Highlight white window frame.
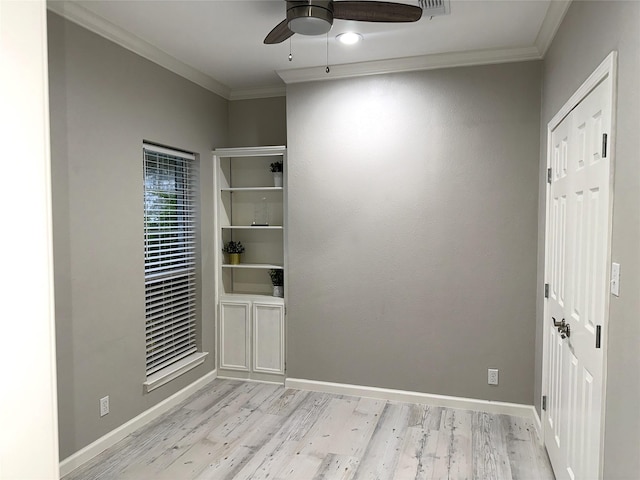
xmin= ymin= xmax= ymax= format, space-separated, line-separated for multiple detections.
xmin=142 ymin=143 xmax=206 ymax=392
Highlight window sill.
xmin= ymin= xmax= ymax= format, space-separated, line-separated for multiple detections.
xmin=144 ymin=352 xmax=208 ymax=393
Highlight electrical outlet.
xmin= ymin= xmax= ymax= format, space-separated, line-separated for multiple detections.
xmin=488 ymin=368 xmax=499 ymax=386
xmin=100 ymin=396 xmax=109 ymax=417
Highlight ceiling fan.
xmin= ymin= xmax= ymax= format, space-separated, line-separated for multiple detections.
xmin=264 ymin=0 xmax=423 ymax=44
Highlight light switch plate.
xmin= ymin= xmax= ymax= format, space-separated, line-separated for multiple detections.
xmin=611 ymin=262 xmax=620 ymax=296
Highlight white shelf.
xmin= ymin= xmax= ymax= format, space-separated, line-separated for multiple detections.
xmin=220 ymin=292 xmax=285 ymax=304
xmin=213 ymin=146 xmax=286 ymax=158
xmin=222 ymin=263 xmax=283 ymax=270
xmin=221 ymin=187 xmax=283 ymax=192
xmin=221 ymin=225 xmax=283 ymax=230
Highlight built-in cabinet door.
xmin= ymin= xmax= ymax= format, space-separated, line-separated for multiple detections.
xmin=253 ymin=303 xmax=284 ymax=374
xmin=220 ymin=300 xmax=251 ymax=371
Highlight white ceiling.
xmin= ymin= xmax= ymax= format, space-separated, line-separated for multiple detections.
xmin=47 ymin=0 xmax=570 ymax=99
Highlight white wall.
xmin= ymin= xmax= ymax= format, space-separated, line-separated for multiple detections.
xmin=0 ymin=1 xmax=59 ymax=478
xmin=229 ymin=97 xmax=287 ymax=147
xmin=48 ymin=13 xmax=227 ymax=459
xmin=286 ymin=62 xmax=542 ymax=404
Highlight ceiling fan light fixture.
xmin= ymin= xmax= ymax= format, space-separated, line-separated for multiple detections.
xmin=287 ymin=4 xmax=333 ymax=35
xmin=336 ymin=32 xmax=363 ymax=45
xmin=265 ymin=0 xmax=423 ymax=45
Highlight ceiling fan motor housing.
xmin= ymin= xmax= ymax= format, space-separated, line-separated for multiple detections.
xmin=287 ymin=1 xmax=334 ymax=35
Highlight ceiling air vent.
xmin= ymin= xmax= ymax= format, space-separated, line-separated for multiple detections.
xmin=419 ymin=0 xmax=451 ymax=17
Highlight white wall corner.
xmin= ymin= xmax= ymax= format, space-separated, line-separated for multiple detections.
xmin=46 ymin=1 xmax=231 ymax=100
xmin=59 ymin=369 xmax=217 ymax=478
xmin=1 ymin=1 xmax=60 ymax=478
xmin=277 ymin=46 xmax=541 ymax=85
xmin=285 ymin=378 xmax=537 ymax=420
xmin=535 ymin=0 xmax=573 ymax=57
xmin=230 ymin=85 xmax=287 ymax=101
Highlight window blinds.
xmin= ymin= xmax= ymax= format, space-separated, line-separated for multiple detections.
xmin=143 ymin=145 xmax=198 ymax=376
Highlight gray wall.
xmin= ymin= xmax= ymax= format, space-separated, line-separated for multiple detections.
xmin=48 ymin=13 xmax=227 ymax=459
xmin=286 ymin=62 xmax=542 ymax=404
xmin=535 ymin=1 xmax=640 ymax=477
xmin=228 ymin=97 xmax=287 ymax=147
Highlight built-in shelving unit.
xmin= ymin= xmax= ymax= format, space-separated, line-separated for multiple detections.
xmin=213 ymin=146 xmax=286 ymax=383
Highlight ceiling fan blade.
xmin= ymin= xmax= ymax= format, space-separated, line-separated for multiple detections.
xmin=333 ymin=1 xmax=422 ymax=22
xmin=264 ymin=18 xmax=295 ymax=44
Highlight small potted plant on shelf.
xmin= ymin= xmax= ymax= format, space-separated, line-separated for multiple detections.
xmin=270 ymin=161 xmax=283 ymax=187
xmin=222 ymin=240 xmax=245 ymax=265
xmin=269 ymin=269 xmax=284 ymax=298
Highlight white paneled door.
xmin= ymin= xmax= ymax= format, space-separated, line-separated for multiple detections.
xmin=543 ymin=57 xmax=614 ymax=480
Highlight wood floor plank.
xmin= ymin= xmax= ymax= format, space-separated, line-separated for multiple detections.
xmin=182 ymin=379 xmax=243 ymax=412
xmin=265 ymin=387 xmax=310 ymax=416
xmin=393 ymin=425 xmax=432 ymax=479
xmin=295 ymin=396 xmax=379 ymax=458
xmin=392 ymin=403 xmax=446 ymax=479
xmin=63 ymin=380 xmax=555 ymax=480
xmin=142 ymin=438 xmax=219 ymax=480
xmin=274 ymin=396 xmax=381 ymax=479
xmin=206 ymin=392 xmax=332 ymax=480
xmin=243 ymin=383 xmax=283 ymax=413
xmin=354 ymin=397 xmax=387 ymax=417
xmin=471 ymin=411 xmax=513 ymax=480
xmin=195 ymin=413 xmax=284 ymax=479
xmin=193 ymin=388 xmax=309 ymax=479
xmin=274 ymin=452 xmax=325 ymax=480
xmin=430 ymin=408 xmax=474 ymax=479
xmin=312 ymin=454 xmax=360 ymax=480
xmin=352 ymin=402 xmax=412 ymax=480
xmin=118 ymin=381 xmax=263 ymax=477
xmin=503 ymin=415 xmax=555 ymax=480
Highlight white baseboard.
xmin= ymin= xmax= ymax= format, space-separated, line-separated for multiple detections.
xmin=286 ymin=378 xmax=537 ymax=420
xmin=59 ymin=369 xmax=217 ymax=477
xmin=216 ymin=375 xmax=283 ymax=385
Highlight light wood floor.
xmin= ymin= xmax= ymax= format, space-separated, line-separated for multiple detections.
xmin=65 ymin=379 xmax=555 ymax=480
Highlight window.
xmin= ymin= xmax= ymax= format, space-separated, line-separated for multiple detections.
xmin=143 ymin=144 xmax=205 ymax=390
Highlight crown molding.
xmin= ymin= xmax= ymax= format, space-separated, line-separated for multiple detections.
xmin=277 ymin=45 xmax=542 ymax=85
xmin=535 ymin=0 xmax=572 ymax=56
xmin=230 ymin=85 xmax=286 ymax=101
xmin=47 ymin=0 xmax=571 ymax=98
xmin=46 ymin=1 xmax=231 ymax=100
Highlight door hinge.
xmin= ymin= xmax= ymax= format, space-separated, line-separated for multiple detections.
xmin=544 ymin=283 xmax=549 ymax=298
xmin=547 ymin=168 xmax=552 ymax=184
xmin=542 ymin=395 xmax=547 ymax=411
xmin=602 ymin=133 xmax=608 ymax=158
xmin=596 ymin=325 xmax=602 ymax=348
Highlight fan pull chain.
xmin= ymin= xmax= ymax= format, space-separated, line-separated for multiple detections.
xmin=325 ymin=33 xmax=330 ymax=73
xmin=288 ymin=38 xmax=293 ymax=61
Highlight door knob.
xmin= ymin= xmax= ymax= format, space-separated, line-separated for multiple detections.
xmin=552 ymin=317 xmax=570 ymax=338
